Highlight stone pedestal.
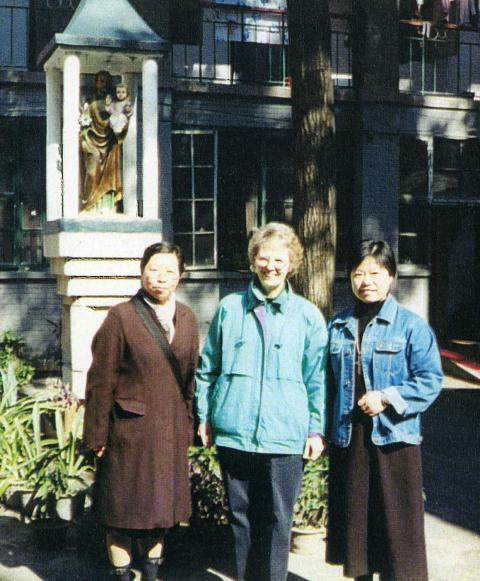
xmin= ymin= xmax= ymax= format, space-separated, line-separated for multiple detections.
xmin=44 ymin=218 xmax=162 ymax=398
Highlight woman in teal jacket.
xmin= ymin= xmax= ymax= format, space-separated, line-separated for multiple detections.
xmin=196 ymin=222 xmax=328 ymax=581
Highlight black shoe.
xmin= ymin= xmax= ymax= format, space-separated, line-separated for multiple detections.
xmin=109 ymin=566 xmax=133 ymax=581
xmin=140 ymin=556 xmax=164 ymax=581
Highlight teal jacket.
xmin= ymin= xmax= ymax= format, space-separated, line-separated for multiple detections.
xmin=195 ymin=281 xmax=328 ymax=454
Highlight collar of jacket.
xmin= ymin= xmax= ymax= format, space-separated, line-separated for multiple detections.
xmin=133 ymin=289 xmax=186 ymax=322
xmin=246 ymin=278 xmax=291 ymax=312
xmin=333 ymin=294 xmax=399 ymax=335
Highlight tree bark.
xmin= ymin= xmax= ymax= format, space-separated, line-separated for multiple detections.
xmin=287 ymin=0 xmax=336 ymax=318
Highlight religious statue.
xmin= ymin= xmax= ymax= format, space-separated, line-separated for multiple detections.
xmin=105 ymin=83 xmax=133 ymax=136
xmin=79 ymin=71 xmax=132 ymax=214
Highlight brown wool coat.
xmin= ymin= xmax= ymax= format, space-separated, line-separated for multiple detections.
xmin=83 ymin=297 xmax=199 ymax=530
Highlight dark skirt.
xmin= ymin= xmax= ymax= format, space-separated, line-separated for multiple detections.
xmin=326 ymin=422 xmax=428 ymax=581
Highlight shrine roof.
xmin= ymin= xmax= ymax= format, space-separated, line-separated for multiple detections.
xmin=39 ymin=0 xmax=169 ymax=65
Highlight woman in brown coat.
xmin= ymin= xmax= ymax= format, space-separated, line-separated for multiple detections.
xmin=83 ymin=242 xmax=199 ymax=581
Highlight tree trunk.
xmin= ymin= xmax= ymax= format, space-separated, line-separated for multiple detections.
xmin=287 ymin=0 xmax=336 ymax=319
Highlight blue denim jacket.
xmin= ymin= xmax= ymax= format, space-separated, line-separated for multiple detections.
xmin=328 ymin=295 xmax=443 ymax=447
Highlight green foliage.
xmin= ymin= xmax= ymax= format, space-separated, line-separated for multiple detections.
xmin=0 ymin=390 xmax=55 ymax=498
xmin=188 ymin=446 xmax=229 ymax=525
xmin=188 ymin=447 xmax=329 ymax=532
xmin=33 ymin=404 xmax=94 ymax=511
xmin=292 ymin=456 xmax=329 ymax=530
xmin=0 ymin=377 xmax=94 ymax=518
xmin=0 ymin=331 xmax=35 ymax=390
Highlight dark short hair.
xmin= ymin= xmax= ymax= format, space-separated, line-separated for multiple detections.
xmin=140 ymin=242 xmax=185 ymax=273
xmin=347 ymin=240 xmax=397 ymax=277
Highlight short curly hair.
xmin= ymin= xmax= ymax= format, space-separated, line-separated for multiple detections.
xmin=248 ymin=222 xmax=304 ymax=276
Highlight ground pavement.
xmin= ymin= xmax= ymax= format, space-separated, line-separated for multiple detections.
xmin=0 ymin=380 xmax=478 ymax=581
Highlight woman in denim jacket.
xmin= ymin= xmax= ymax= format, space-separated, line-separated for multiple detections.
xmin=326 ymin=240 xmax=443 ymax=581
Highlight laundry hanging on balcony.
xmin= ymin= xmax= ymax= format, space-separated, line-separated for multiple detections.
xmin=208 ymin=0 xmax=288 ymax=44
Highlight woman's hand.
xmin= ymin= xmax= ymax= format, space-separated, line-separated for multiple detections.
xmin=92 ymin=446 xmax=106 ymax=458
xmin=197 ymin=422 xmax=213 ymax=448
xmin=358 ymin=391 xmax=387 ymax=417
xmin=303 ymin=436 xmax=327 ymax=461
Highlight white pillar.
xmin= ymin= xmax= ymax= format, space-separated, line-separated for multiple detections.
xmin=142 ymin=58 xmax=159 ymax=219
xmin=46 ymin=67 xmax=63 ymax=221
xmin=62 ymin=53 xmax=80 ymax=218
xmin=123 ymin=73 xmax=138 ymax=217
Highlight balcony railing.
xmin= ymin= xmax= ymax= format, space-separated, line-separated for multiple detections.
xmin=400 ymin=25 xmax=480 ymax=96
xmin=172 ymin=9 xmax=352 ymax=89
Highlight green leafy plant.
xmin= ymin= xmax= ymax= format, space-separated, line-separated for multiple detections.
xmin=0 ymin=389 xmax=54 ymax=499
xmin=0 ymin=331 xmax=35 ymax=390
xmin=32 ymin=390 xmax=94 ymax=516
xmin=188 ymin=446 xmax=229 ymax=526
xmin=292 ymin=456 xmax=329 ymax=530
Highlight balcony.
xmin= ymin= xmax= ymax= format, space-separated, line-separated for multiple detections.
xmin=400 ymin=23 xmax=480 ymax=96
xmin=172 ymin=5 xmax=352 ymax=89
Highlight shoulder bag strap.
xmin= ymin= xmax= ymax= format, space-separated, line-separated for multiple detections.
xmin=132 ymin=295 xmax=185 ymax=400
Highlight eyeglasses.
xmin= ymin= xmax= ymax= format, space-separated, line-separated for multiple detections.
xmin=255 ymin=257 xmax=289 ymax=271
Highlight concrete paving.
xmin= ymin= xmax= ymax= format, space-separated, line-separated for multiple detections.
xmin=1 ymin=382 xmax=478 ymax=581
xmin=0 ymin=510 xmax=479 ymax=581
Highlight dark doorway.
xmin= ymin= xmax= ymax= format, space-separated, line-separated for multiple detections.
xmin=430 ymin=206 xmax=480 ymax=342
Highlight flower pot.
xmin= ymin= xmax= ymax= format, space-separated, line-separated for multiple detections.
xmin=30 ymin=519 xmax=70 ymax=551
xmin=4 ymin=488 xmax=32 ymax=512
xmin=55 ymin=493 xmax=85 ymax=521
xmin=290 ymin=527 xmax=324 ymax=555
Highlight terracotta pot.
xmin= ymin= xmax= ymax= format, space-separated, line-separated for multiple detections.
xmin=55 ymin=493 xmax=85 ymax=521
xmin=290 ymin=527 xmax=324 ymax=555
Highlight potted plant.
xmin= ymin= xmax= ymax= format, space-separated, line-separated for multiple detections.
xmin=33 ymin=397 xmax=94 ymax=522
xmin=290 ymin=456 xmax=329 ymax=555
xmin=0 ymin=369 xmax=53 ymax=516
xmin=188 ymin=446 xmax=230 ymax=551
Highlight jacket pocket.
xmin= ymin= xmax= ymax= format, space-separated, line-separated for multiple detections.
xmin=373 ymin=338 xmax=407 ymax=378
xmin=114 ymin=398 xmax=146 ymax=416
xmin=210 ymin=375 xmax=252 ymax=435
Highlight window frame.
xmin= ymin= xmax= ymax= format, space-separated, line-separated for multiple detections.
xmin=172 ymin=129 xmax=218 ymax=270
xmin=432 ymin=137 xmax=480 ymax=205
xmin=0 ymin=0 xmax=29 ymax=70
xmin=0 ymin=119 xmax=46 ymax=271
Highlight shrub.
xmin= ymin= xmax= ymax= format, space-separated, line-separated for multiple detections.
xmin=188 ymin=446 xmax=229 ymax=525
xmin=0 ymin=331 xmax=35 ymax=390
xmin=292 ymin=456 xmax=329 ymax=530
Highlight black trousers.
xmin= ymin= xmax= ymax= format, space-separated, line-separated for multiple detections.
xmin=217 ymin=446 xmax=303 ymax=581
xmin=327 ymin=422 xmax=428 ymax=581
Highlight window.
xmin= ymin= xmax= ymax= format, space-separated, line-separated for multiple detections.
xmin=433 ymin=138 xmax=480 ymax=201
xmin=172 ymin=2 xmax=289 ymax=85
xmin=335 ymin=133 xmax=355 ymax=267
xmin=216 ymin=129 xmax=294 ymax=271
xmin=172 ymin=131 xmax=217 ymax=268
xmin=0 ymin=119 xmax=46 ymax=269
xmin=399 ymin=137 xmax=430 ymax=265
xmin=0 ymin=0 xmax=28 ymax=69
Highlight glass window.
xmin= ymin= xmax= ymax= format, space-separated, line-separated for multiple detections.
xmin=399 ymin=137 xmax=430 ymax=266
xmin=0 ymin=1 xmax=28 ymax=69
xmin=0 ymin=119 xmax=46 ymax=270
xmin=216 ymin=129 xmax=294 ymax=271
xmin=433 ymin=138 xmax=480 ymax=201
xmin=335 ymin=133 xmax=355 ymax=268
xmin=172 ymin=131 xmax=217 ymax=268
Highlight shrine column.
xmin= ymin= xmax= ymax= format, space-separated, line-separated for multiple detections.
xmin=46 ymin=67 xmax=63 ymax=220
xmin=63 ymin=53 xmax=81 ymax=218
xmin=142 ymin=58 xmax=159 ymax=219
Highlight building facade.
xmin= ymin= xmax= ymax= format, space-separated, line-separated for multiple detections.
xmin=0 ymin=0 xmax=478 ymax=362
